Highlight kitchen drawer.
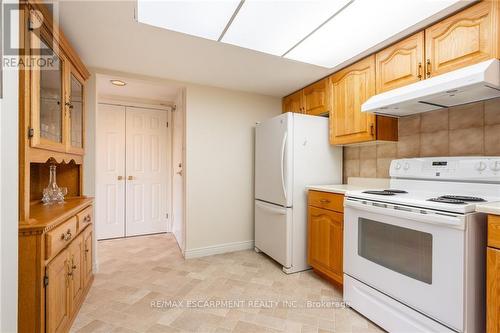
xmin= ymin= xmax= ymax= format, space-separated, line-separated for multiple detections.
xmin=308 ymin=191 xmax=344 ymax=213
xmin=77 ymin=205 xmax=93 ymax=232
xmin=489 ymin=215 xmax=500 ymax=250
xmin=45 ymin=216 xmax=78 ymax=260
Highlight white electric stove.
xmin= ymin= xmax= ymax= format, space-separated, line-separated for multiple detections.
xmin=343 ymin=156 xmax=500 ymax=333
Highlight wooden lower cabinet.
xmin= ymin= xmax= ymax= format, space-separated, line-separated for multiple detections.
xmin=46 ymin=249 xmax=71 ymax=333
xmin=488 ymin=247 xmax=500 ymax=333
xmin=83 ymin=228 xmax=93 ymax=287
xmin=307 ymin=191 xmax=344 ymax=285
xmin=19 ymin=200 xmax=94 ymax=333
xmin=488 ymin=215 xmax=500 ymax=333
xmin=68 ymin=233 xmax=85 ymax=313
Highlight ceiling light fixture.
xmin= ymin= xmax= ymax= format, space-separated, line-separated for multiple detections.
xmin=110 ymin=80 xmax=127 ymax=86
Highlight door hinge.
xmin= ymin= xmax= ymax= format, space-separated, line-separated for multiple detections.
xmin=43 ymin=275 xmax=49 ymax=287
xmin=167 ymin=121 xmax=169 ymax=128
xmin=172 ymin=105 xmax=177 ymax=112
xmin=28 ymin=127 xmax=34 ymax=138
xmin=166 ymin=213 xmax=169 ymax=219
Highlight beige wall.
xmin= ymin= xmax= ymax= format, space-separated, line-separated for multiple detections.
xmin=344 ymin=98 xmax=500 ymax=182
xmin=185 ymin=85 xmax=281 ymax=251
xmin=85 ymin=69 xmax=280 ymax=259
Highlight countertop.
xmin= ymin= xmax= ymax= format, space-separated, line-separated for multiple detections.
xmin=476 ymin=202 xmax=500 ymax=215
xmin=306 ymin=177 xmax=389 ymax=195
xmin=306 ymin=184 xmax=376 ymax=195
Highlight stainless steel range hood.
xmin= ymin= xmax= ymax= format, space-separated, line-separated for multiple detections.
xmin=362 ymin=59 xmax=500 ymax=117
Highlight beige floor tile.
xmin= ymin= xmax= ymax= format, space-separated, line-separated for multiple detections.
xmin=71 ymin=234 xmax=384 ymax=333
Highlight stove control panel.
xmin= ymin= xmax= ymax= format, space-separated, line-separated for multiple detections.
xmin=390 ymin=157 xmax=500 ymax=181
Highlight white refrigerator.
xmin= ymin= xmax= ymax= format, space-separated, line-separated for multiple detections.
xmin=255 ymin=112 xmax=342 ymax=273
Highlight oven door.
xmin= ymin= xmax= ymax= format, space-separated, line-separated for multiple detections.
xmin=344 ymin=198 xmax=465 ymax=332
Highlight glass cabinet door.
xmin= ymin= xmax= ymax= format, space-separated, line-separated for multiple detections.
xmin=37 ymin=38 xmax=65 ymax=147
xmin=69 ymin=72 xmax=84 ymax=152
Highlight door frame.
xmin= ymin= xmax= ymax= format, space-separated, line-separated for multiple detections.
xmin=171 ymin=88 xmax=187 ymax=255
xmin=95 ymin=99 xmax=173 ymax=239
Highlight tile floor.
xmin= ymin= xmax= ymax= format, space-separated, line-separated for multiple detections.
xmin=71 ymin=234 xmax=384 ymax=333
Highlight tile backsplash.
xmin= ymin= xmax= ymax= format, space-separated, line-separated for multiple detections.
xmin=343 ymin=98 xmax=500 ymax=182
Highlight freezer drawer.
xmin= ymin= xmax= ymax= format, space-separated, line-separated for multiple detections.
xmin=255 ymin=200 xmax=292 ymax=268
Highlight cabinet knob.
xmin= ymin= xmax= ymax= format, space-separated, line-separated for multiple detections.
xmin=128 ymin=175 xmax=134 ymax=181
xmin=117 ymin=175 xmax=124 ymax=180
xmin=72 ymin=264 xmax=77 ymax=270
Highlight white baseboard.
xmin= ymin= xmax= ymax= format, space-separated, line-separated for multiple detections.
xmin=184 ymin=240 xmax=255 ymax=259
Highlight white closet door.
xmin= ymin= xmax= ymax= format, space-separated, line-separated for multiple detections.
xmin=125 ymin=107 xmax=169 ymax=236
xmin=96 ymin=104 xmax=126 ymax=239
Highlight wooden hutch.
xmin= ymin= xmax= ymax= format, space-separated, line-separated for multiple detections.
xmin=18 ymin=1 xmax=94 ymax=332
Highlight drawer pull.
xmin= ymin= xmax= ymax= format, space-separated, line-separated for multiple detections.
xmin=319 ymin=199 xmax=331 ymax=204
xmin=85 ymin=249 xmax=89 ymax=253
xmin=84 ymin=214 xmax=91 ymax=223
xmin=60 ymin=229 xmax=72 ymax=241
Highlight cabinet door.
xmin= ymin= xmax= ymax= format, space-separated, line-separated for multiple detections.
xmin=303 ymin=78 xmax=330 ymax=116
xmin=425 ymin=1 xmax=499 ymax=78
xmin=83 ymin=228 xmax=93 ymax=287
xmin=68 ymin=233 xmax=84 ymax=312
xmin=282 ymin=90 xmax=304 ymax=113
xmin=376 ymin=32 xmax=425 ymax=93
xmin=308 ymin=206 xmax=343 ymax=284
xmin=330 ymin=55 xmax=376 ymax=145
xmin=67 ymin=66 xmax=85 ymax=155
xmin=46 ymin=249 xmax=70 ymax=333
xmin=29 ymin=20 xmax=68 ymax=152
xmin=488 ymin=247 xmax=500 ymax=333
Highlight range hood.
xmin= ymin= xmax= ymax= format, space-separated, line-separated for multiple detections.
xmin=362 ymin=59 xmax=500 ymax=117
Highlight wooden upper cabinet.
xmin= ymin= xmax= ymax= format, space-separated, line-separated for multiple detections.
xmin=330 ymin=55 xmax=377 ymax=145
xmin=425 ymin=0 xmax=499 ymax=78
xmin=24 ymin=2 xmax=89 ymax=157
xmin=303 ymin=78 xmax=330 ymax=116
xmin=376 ymin=32 xmax=425 ymax=93
xmin=282 ymin=90 xmax=304 ymax=114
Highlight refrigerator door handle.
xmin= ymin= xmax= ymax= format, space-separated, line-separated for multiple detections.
xmin=255 ymin=200 xmax=287 ymax=215
xmin=280 ymin=131 xmax=288 ymax=203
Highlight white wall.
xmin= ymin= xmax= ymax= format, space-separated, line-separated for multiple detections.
xmin=184 ymin=85 xmax=280 ymax=253
xmin=1 ymin=2 xmax=19 ymax=330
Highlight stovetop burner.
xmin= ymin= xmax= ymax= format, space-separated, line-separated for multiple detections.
xmin=439 ymin=195 xmax=486 ymax=202
xmin=362 ymin=190 xmax=396 ymax=196
xmin=427 ymin=197 xmax=467 ymax=204
xmin=385 ymin=189 xmax=408 ymax=194
xmin=362 ymin=189 xmax=408 ymax=196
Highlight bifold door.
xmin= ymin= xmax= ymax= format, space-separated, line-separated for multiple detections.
xmin=96 ymin=104 xmax=170 ymax=239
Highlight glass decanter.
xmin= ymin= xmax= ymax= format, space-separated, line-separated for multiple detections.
xmin=42 ymin=164 xmax=67 ymax=204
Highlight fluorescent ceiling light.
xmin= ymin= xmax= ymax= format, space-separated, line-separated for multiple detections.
xmin=221 ymin=0 xmax=352 ymax=56
xmin=285 ymin=0 xmax=474 ymax=68
xmin=136 ymin=0 xmax=241 ymax=40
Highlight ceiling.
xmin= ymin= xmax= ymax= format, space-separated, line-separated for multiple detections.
xmin=56 ymin=0 xmax=472 ymax=97
xmin=97 ymin=74 xmax=181 ymax=103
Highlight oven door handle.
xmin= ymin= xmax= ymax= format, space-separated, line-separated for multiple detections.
xmin=344 ymin=198 xmax=465 ymax=229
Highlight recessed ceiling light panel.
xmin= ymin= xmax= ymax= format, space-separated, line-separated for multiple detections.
xmin=110 ymin=79 xmax=127 ymax=86
xmin=221 ymin=0 xmax=352 ymax=56
xmin=136 ymin=0 xmax=241 ymax=40
xmin=285 ymin=0 xmax=473 ymax=68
